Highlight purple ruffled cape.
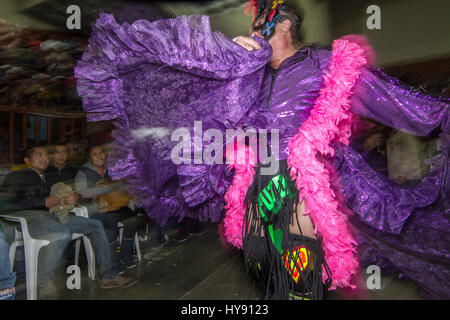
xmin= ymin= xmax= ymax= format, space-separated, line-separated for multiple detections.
xmin=75 ymin=13 xmax=271 ymax=226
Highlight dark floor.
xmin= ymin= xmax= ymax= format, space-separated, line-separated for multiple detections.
xmin=13 ymin=223 xmax=425 ymax=300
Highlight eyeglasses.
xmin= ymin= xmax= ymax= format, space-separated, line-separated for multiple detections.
xmin=30 ymin=153 xmax=49 ymax=160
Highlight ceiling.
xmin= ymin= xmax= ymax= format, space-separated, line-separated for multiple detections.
xmin=19 ymin=0 xmax=249 ymax=35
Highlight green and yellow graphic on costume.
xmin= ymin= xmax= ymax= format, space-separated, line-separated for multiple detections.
xmin=283 ymin=245 xmax=313 ymax=284
xmin=257 ymin=174 xmax=294 ymax=254
xmin=257 ymin=174 xmax=313 ymax=284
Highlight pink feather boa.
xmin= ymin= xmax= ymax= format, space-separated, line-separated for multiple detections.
xmin=223 ymin=36 xmax=372 ymax=289
xmin=223 ymin=142 xmax=257 ymax=249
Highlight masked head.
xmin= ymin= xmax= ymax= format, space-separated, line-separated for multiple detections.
xmin=249 ymin=0 xmax=304 ymax=46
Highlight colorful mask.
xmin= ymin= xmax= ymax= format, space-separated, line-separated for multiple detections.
xmin=249 ymin=0 xmax=287 ymax=40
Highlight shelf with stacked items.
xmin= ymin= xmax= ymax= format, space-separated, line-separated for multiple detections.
xmin=0 ymin=21 xmax=88 ymax=113
xmin=0 ymin=20 xmax=90 ymax=164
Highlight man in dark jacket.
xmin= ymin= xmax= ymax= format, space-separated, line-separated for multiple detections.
xmin=0 ymin=145 xmax=137 ymax=299
xmin=1 ymin=146 xmax=65 ymax=211
xmin=45 ymin=143 xmax=79 ymax=188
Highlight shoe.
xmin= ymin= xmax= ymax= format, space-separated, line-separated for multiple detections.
xmin=37 ymin=280 xmax=59 ymax=300
xmin=100 ymin=275 xmax=138 ymax=289
xmin=0 ymin=288 xmax=15 ymax=300
xmin=119 ymin=258 xmax=137 ymax=269
xmin=188 ymin=224 xmax=208 ymax=236
xmin=172 ymin=228 xmax=190 ymax=243
xmin=150 ymin=233 xmax=169 ymax=250
xmin=119 ymin=239 xmax=137 ymax=269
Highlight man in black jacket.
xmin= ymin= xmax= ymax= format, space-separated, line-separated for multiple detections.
xmin=0 ymin=145 xmax=137 ymax=299
xmin=45 ymin=143 xmax=79 ymax=189
xmin=1 ymin=146 xmax=68 ymax=211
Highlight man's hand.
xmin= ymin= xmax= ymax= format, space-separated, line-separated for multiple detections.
xmin=45 ymin=196 xmax=61 ymax=208
xmin=233 ymin=36 xmax=261 ymax=51
xmin=96 ymin=178 xmax=107 ymax=186
xmin=96 ymin=178 xmax=118 ymax=187
xmin=62 ymin=193 xmax=79 ymax=206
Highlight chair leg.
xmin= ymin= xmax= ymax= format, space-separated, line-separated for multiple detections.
xmin=25 ymin=258 xmax=37 ymax=300
xmin=24 ymin=240 xmax=48 ymax=300
xmin=118 ymin=227 xmax=123 ymax=244
xmin=82 ymin=237 xmax=96 ymax=280
xmin=134 ymin=232 xmax=141 ymax=262
xmin=74 ymin=239 xmax=81 ymax=266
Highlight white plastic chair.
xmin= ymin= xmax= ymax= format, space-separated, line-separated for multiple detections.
xmin=72 ymin=207 xmax=96 ymax=280
xmin=0 ymin=207 xmax=95 ymax=300
xmin=0 ymin=212 xmax=49 ymax=300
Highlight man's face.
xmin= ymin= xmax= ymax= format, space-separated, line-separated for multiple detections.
xmin=51 ymin=145 xmax=68 ymax=167
xmin=251 ymin=15 xmax=266 ymax=39
xmin=25 ymin=147 xmax=49 ymax=173
xmin=251 ymin=15 xmax=286 ymax=48
xmin=89 ymin=146 xmax=106 ymax=168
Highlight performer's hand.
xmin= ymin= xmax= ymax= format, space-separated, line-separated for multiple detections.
xmin=233 ymin=36 xmax=261 ymax=51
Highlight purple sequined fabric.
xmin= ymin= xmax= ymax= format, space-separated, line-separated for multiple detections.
xmin=243 ymin=46 xmax=332 ymax=160
xmin=347 ymin=148 xmax=449 ymax=298
xmin=351 ymin=67 xmax=449 ymax=135
xmin=344 ymin=69 xmax=449 ymax=299
xmin=75 ymin=13 xmax=449 ymax=298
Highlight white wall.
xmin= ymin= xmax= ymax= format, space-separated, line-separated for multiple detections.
xmin=3 ymin=0 xmax=448 ymax=67
xmin=0 ymin=0 xmax=56 ymax=29
xmin=331 ymin=0 xmax=450 ymax=66
xmin=297 ymin=0 xmax=332 ymax=45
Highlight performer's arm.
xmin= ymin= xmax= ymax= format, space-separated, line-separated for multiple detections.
xmin=75 ymin=13 xmax=271 ymax=81
xmin=341 ymin=68 xmax=448 ymax=234
xmin=350 ymin=68 xmax=449 ymax=136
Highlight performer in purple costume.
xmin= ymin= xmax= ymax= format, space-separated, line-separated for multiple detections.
xmin=75 ymin=0 xmax=449 ymax=299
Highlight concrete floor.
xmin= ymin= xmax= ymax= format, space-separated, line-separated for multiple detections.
xmin=13 ymin=223 xmax=424 ymax=300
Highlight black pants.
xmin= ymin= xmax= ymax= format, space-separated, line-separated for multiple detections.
xmin=91 ymin=207 xmax=140 ymax=242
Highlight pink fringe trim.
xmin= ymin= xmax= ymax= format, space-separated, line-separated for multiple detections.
xmin=223 ymin=36 xmax=372 ymax=289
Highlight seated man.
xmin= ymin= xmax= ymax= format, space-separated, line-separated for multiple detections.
xmin=0 ymin=145 xmax=137 ymax=299
xmin=75 ymin=144 xmax=142 ymax=269
xmin=45 ymin=143 xmax=79 ymax=188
